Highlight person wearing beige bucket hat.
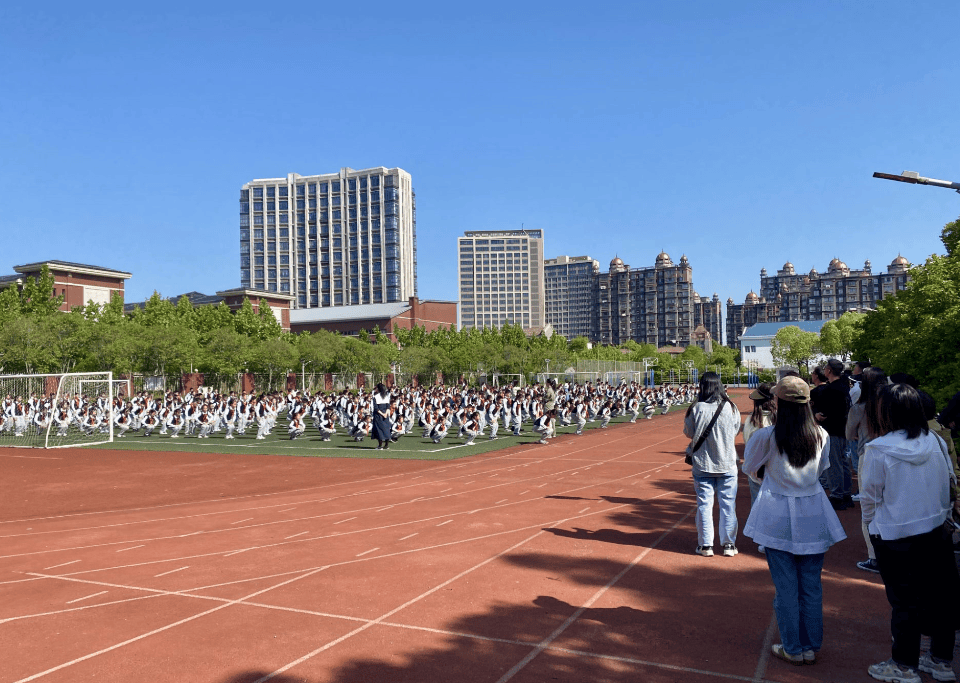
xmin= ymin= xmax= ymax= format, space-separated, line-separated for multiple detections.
xmin=742 ymin=376 xmax=846 ymax=667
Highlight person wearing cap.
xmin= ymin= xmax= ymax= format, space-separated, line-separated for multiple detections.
xmin=743 ymin=376 xmax=846 ymax=667
xmin=743 ymin=383 xmax=777 ymax=511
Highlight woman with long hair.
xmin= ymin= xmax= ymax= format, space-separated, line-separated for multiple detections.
xmin=862 ymin=383 xmax=959 ymax=683
xmin=743 ymin=376 xmax=846 ymax=666
xmin=743 ymin=383 xmax=777 ymax=505
xmin=844 ymin=366 xmax=887 ymax=573
xmin=683 ymin=372 xmax=741 ymax=557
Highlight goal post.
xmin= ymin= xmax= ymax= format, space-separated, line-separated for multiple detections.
xmin=0 ymin=372 xmax=114 ymax=449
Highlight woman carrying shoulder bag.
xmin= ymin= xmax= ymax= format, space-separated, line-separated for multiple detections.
xmin=743 ymin=376 xmax=846 ymax=667
xmin=683 ymin=372 xmax=741 ymax=558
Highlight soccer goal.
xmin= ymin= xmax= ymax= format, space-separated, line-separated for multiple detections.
xmin=0 ymin=372 xmax=114 ymax=449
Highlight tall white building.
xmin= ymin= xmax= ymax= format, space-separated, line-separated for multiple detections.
xmin=457 ymin=229 xmax=545 ymax=331
xmin=240 ymin=167 xmax=417 ymax=309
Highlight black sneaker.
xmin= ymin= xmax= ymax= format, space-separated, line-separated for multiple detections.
xmin=857 ymin=558 xmax=880 ymax=573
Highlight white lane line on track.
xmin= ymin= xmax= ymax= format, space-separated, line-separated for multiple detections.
xmin=615 ymin=489 xmax=624 ymax=494
xmin=752 ymin=614 xmax=778 ymax=682
xmin=494 ymin=499 xmax=508 ymax=505
xmin=332 ymin=517 xmax=356 ymax=525
xmin=230 ymin=518 xmax=253 ymax=525
xmin=355 ymin=548 xmax=379 ymax=557
xmin=179 ymin=531 xmax=202 ymax=537
xmin=116 ymin=545 xmax=145 ymax=553
xmin=494 ymin=507 xmax=695 ymax=683
xmin=9 ymin=565 xmax=332 ymax=683
xmin=578 ymin=507 xmax=590 ymax=514
xmin=9 ymin=491 xmax=687 ymax=629
xmin=1 ymin=434 xmax=689 ymax=578
xmin=463 ymin=481 xmax=475 ymax=484
xmin=224 ymin=548 xmax=254 ymax=557
xmin=398 ymin=533 xmax=418 ymax=541
xmin=535 ymin=483 xmax=548 ymax=488
xmin=644 ymin=475 xmax=650 ymax=479
xmin=439 ymin=488 xmax=452 ymax=493
xmin=277 ymin=508 xmax=297 ymax=513
xmin=284 ymin=532 xmax=309 ymax=540
xmin=65 ymin=591 xmax=107 ymax=604
xmin=154 ymin=566 xmax=189 ymax=577
xmin=436 ymin=520 xmax=452 ymax=527
xmin=43 ymin=560 xmax=80 ymax=570
xmin=250 ymin=526 xmax=553 ymax=683
xmin=518 ymin=490 xmax=529 ymax=495
xmin=0 ymin=454 xmax=62 ymax=460
xmin=376 ymin=506 xmax=393 ymax=512
xmin=409 ymin=497 xmax=423 ymax=503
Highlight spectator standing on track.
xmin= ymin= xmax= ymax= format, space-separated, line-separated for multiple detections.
xmin=845 ymin=366 xmax=887 ymax=574
xmin=862 ymin=383 xmax=959 ymax=683
xmin=684 ymin=372 xmax=742 ymax=558
xmin=812 ymin=358 xmax=853 ymax=510
xmin=742 ymin=376 xmax=846 ymax=667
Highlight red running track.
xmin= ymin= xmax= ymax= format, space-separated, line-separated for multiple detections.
xmin=0 ymin=392 xmax=907 ymax=682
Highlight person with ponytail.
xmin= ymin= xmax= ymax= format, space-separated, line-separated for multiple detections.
xmin=743 ymin=376 xmax=846 ymax=667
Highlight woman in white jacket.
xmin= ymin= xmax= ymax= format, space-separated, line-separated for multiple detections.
xmin=743 ymin=376 xmax=846 ymax=667
xmin=861 ymin=383 xmax=959 ymax=683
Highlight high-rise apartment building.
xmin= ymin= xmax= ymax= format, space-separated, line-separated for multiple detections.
xmin=594 ymin=252 xmax=698 ymax=347
xmin=457 ymin=229 xmax=545 ymax=331
xmin=725 ymin=256 xmax=911 ymax=348
xmin=693 ymin=292 xmax=723 ymax=347
xmin=544 ymin=255 xmax=599 ymax=339
xmin=240 ymin=167 xmax=416 ymax=309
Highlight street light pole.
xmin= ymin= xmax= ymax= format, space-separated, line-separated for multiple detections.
xmin=873 ymin=170 xmax=960 ymax=194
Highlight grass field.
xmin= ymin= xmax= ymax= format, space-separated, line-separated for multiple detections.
xmin=87 ymin=407 xmax=687 ymax=460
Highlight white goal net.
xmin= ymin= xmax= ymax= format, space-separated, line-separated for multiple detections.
xmin=0 ymin=372 xmax=114 ymax=449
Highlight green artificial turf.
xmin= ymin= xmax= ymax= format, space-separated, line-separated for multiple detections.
xmin=87 ymin=407 xmax=687 ymax=460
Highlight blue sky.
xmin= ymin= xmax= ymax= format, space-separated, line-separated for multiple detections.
xmin=2 ymin=1 xmax=958 ymax=313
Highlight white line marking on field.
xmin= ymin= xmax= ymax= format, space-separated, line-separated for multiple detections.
xmin=536 ymin=483 xmax=548 ymax=488
xmin=467 ymin=509 xmax=481 ymax=514
xmin=377 ymin=506 xmax=394 ymax=512
xmin=519 ymin=490 xmax=529 ymax=495
xmin=224 ymin=548 xmax=254 ymax=557
xmin=65 ymin=591 xmax=107 ymax=604
xmin=578 ymin=507 xmax=591 ymax=514
xmin=495 ymin=499 xmax=508 ymax=505
xmin=277 ymin=508 xmax=297 ymax=513
xmin=630 ymin=480 xmax=639 ymax=485
xmin=409 ymin=497 xmax=423 ymax=503
xmin=356 ymin=548 xmax=379 ymax=557
xmin=116 ymin=545 xmax=145 ymax=553
xmin=284 ymin=532 xmax=309 ymax=540
xmin=0 ymin=454 xmax=62 ymax=460
xmin=154 ymin=566 xmax=189 ymax=578
xmin=464 ymin=481 xmax=475 ymax=484
xmin=439 ymin=488 xmax=452 ymax=493
xmin=398 ymin=533 xmax=418 ymax=541
xmin=179 ymin=531 xmax=202 ymax=537
xmin=10 ymin=565 xmax=333 ymax=682
xmin=230 ymin=518 xmax=253 ymax=525
xmin=251 ymin=527 xmax=552 ymax=683
xmin=752 ymin=613 xmax=778 ymax=682
xmin=43 ymin=560 xmax=80 ymax=570
xmin=332 ymin=517 xmax=356 ymax=525
xmin=643 ymin=475 xmax=650 ymax=479
xmin=494 ymin=508 xmax=694 ymax=683
xmin=436 ymin=520 xmax=452 ymax=527
xmin=615 ymin=489 xmax=624 ymax=494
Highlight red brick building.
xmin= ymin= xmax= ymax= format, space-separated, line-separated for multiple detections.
xmin=289 ymin=297 xmax=457 ymax=340
xmin=0 ymin=260 xmax=131 ymax=310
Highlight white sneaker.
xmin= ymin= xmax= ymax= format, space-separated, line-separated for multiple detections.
xmin=919 ymin=653 xmax=957 ymax=682
xmin=722 ymin=543 xmax=738 ymax=557
xmin=869 ymin=659 xmax=921 ymax=683
xmin=696 ymin=546 xmax=714 ymax=557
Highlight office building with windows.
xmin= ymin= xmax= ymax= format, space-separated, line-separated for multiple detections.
xmin=239 ymin=167 xmax=417 ymax=309
xmin=544 ymin=255 xmax=599 ymax=339
xmin=457 ymin=229 xmax=545 ymax=331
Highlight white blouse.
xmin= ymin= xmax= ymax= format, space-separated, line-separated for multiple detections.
xmin=742 ymin=425 xmax=847 ymax=555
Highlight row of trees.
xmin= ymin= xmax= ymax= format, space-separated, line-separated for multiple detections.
xmin=0 ymin=265 xmax=741 ymax=386
xmin=769 ymin=312 xmax=864 ymax=374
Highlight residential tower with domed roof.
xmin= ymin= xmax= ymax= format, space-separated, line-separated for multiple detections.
xmin=725 ymin=255 xmax=911 ymax=348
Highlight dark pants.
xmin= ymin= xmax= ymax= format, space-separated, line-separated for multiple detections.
xmin=872 ymin=526 xmax=960 ymax=667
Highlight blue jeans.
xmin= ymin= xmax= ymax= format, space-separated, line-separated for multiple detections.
xmin=766 ymin=548 xmax=825 ymax=656
xmin=693 ymin=473 xmax=738 ymax=547
xmin=820 ymin=436 xmax=851 ymax=499
xmin=848 ymin=438 xmax=859 ymax=475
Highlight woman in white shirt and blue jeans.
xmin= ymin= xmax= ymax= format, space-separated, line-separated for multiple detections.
xmin=743 ymin=376 xmax=846 ymax=666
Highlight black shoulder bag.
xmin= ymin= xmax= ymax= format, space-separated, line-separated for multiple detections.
xmin=684 ymin=400 xmax=727 ymax=466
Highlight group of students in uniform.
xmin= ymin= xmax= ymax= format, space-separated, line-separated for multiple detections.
xmin=1 ymin=379 xmax=696 ymax=446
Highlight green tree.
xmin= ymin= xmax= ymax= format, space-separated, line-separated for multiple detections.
xmin=251 ymin=337 xmax=298 ymax=390
xmin=819 ymin=312 xmax=864 ymax=361
xmin=19 ymin=264 xmax=65 ymax=317
xmin=770 ymin=326 xmax=821 ymax=375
